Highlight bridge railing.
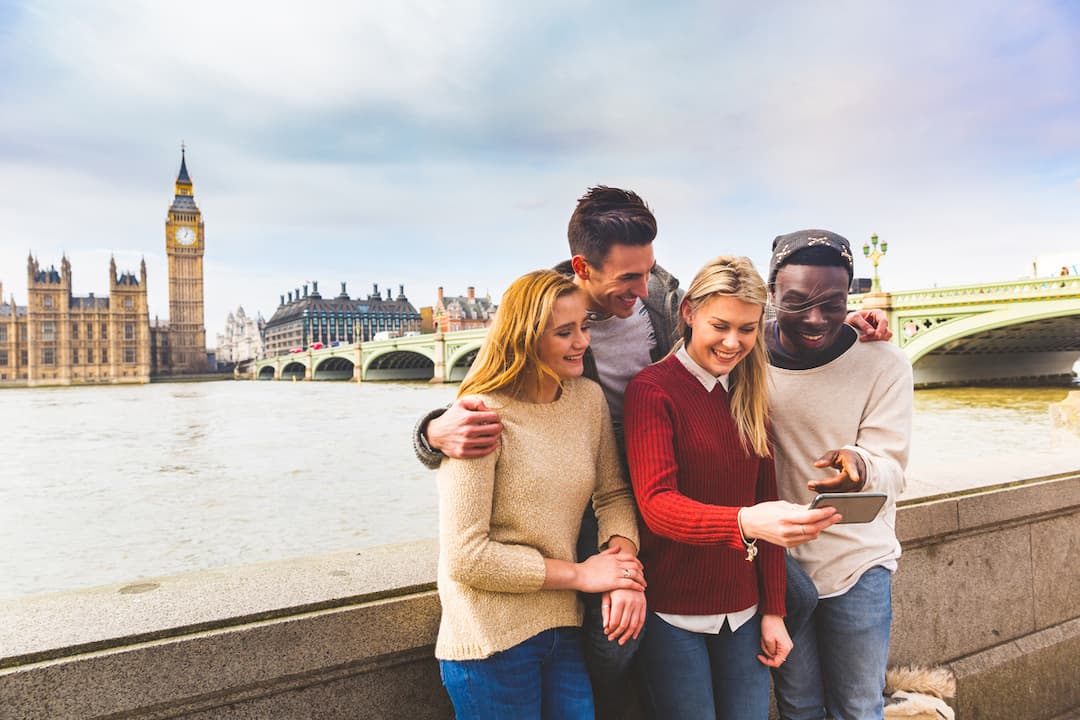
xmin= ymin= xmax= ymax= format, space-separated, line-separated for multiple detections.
xmin=850 ymin=275 xmax=1080 ymax=310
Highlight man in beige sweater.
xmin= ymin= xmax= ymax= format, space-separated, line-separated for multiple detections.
xmin=764 ymin=230 xmax=913 ymax=720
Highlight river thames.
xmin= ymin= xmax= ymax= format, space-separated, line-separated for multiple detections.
xmin=2 ymin=380 xmax=1078 ymax=600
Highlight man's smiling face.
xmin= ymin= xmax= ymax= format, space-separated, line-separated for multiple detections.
xmin=575 ymin=242 xmax=655 ymax=318
xmin=771 ymin=264 xmax=850 ymax=360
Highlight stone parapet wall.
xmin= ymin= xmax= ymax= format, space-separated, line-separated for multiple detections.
xmin=1 ymin=471 xmax=1077 ymax=719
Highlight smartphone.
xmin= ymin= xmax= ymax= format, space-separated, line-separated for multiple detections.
xmin=808 ymin=492 xmax=887 ymax=523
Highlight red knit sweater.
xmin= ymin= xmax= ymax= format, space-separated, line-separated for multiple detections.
xmin=624 ymin=354 xmax=785 ymax=617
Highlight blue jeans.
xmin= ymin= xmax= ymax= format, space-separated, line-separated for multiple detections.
xmin=773 ymin=566 xmax=893 ymax=720
xmin=577 ymin=506 xmax=645 ymax=719
xmin=638 ymin=611 xmax=770 ymax=720
xmin=439 ymin=627 xmax=594 ymax=720
xmin=783 ymin=553 xmax=819 ymax=640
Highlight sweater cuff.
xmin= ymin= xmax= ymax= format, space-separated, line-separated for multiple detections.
xmin=596 ymin=504 xmax=640 ymax=556
xmin=413 ymin=407 xmax=449 ymax=470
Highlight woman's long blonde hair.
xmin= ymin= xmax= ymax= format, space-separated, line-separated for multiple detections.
xmin=674 ymin=256 xmax=771 ymax=457
xmin=458 ymin=270 xmax=581 ymax=400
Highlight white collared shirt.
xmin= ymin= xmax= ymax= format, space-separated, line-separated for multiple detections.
xmin=655 ymin=347 xmax=758 ymax=634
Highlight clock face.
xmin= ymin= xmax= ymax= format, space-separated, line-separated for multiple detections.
xmin=175 ymin=227 xmax=196 ymax=246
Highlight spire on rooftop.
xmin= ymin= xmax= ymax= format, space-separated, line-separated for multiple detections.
xmin=177 ymin=142 xmax=191 ymax=184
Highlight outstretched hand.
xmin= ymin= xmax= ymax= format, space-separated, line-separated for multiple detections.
xmin=846 ymin=308 xmax=892 ymax=342
xmin=810 ymin=448 xmax=866 ymax=493
xmin=426 ymin=397 xmax=502 ymax=459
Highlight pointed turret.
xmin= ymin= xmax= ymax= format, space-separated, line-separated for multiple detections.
xmin=170 ymin=145 xmax=198 ymax=209
xmin=178 ymin=145 xmax=191 ymax=184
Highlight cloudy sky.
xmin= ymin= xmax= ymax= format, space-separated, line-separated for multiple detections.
xmin=1 ymin=1 xmax=1078 ymax=341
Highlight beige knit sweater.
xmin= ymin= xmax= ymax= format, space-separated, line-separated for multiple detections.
xmin=769 ymin=338 xmax=913 ymax=597
xmin=435 ymin=377 xmax=640 ymax=660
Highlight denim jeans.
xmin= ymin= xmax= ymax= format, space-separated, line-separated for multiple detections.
xmin=638 ymin=611 xmax=770 ymax=720
xmin=439 ymin=627 xmax=594 ymax=720
xmin=577 ymin=506 xmax=645 ymax=720
xmin=783 ymin=553 xmax=819 ymax=640
xmin=773 ymin=566 xmax=893 ymax=720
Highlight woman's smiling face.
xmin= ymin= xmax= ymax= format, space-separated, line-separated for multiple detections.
xmin=682 ymin=293 xmax=762 ymax=377
xmin=538 ymin=291 xmax=590 ymax=380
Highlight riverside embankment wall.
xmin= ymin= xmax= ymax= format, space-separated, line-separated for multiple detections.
xmin=2 ymin=468 xmax=1078 ymax=720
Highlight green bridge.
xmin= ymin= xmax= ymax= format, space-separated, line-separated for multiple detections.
xmin=251 ymin=276 xmax=1080 ymax=386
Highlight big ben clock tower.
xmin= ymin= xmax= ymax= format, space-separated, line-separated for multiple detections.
xmin=165 ymin=146 xmax=208 ymax=372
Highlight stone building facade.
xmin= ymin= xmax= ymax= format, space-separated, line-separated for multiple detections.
xmin=216 ymin=306 xmax=266 ymax=364
xmin=433 ymin=286 xmax=496 ymax=332
xmin=263 ymin=282 xmax=421 ymax=357
xmin=0 ymin=256 xmax=150 ymax=385
xmin=153 ymin=148 xmax=208 ymax=374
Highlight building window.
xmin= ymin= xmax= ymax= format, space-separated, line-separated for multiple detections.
xmin=21 ymin=350 xmax=28 ymax=365
xmin=124 ymin=347 xmax=135 ymax=364
xmin=87 ymin=348 xmax=94 ymax=364
xmin=124 ymin=296 xmax=134 ymax=311
xmin=87 ymin=322 xmax=93 ymax=337
xmin=72 ymin=348 xmax=79 ymax=365
xmin=101 ymin=348 xmax=107 ymax=364
xmin=42 ymin=348 xmax=55 ymax=365
xmin=71 ymin=323 xmax=79 ymax=339
xmin=101 ymin=325 xmax=108 ymax=340
xmin=124 ymin=323 xmax=135 ymax=340
xmin=0 ymin=350 xmax=7 ymax=366
xmin=0 ymin=326 xmax=6 ymax=343
xmin=42 ymin=321 xmax=56 ymax=342
xmin=43 ymin=295 xmax=53 ymax=309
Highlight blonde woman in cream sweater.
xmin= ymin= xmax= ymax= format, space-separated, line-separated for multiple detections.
xmin=436 ymin=269 xmax=644 ymax=720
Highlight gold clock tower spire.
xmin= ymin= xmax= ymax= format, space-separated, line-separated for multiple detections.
xmin=165 ymin=144 xmax=208 ymax=372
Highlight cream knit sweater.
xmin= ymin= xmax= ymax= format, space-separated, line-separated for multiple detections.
xmin=769 ymin=338 xmax=913 ymax=597
xmin=435 ymin=377 xmax=640 ymax=660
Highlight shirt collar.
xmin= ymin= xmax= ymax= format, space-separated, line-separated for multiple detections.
xmin=675 ymin=346 xmax=729 ymax=392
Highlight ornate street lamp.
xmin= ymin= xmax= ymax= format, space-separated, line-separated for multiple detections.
xmin=863 ymin=233 xmax=888 ymax=292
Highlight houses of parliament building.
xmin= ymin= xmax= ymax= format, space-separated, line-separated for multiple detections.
xmin=0 ymin=150 xmax=209 ymax=386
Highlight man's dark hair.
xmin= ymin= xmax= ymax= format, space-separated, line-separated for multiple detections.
xmin=567 ymin=186 xmax=657 ymax=267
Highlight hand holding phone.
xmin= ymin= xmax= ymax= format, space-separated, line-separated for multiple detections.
xmin=808 ymin=492 xmax=887 ymax=524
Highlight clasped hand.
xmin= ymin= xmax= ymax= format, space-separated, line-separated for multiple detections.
xmin=581 ymin=547 xmax=646 ymax=646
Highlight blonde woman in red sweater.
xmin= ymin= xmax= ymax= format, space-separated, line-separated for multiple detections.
xmin=623 ymin=256 xmax=839 ymax=719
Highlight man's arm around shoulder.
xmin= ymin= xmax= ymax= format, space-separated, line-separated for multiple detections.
xmin=412 ymin=397 xmax=504 ymax=470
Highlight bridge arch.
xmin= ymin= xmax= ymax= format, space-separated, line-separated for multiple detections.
xmin=313 ymin=356 xmax=355 ymax=381
xmin=257 ymin=366 xmax=276 ymax=381
xmin=445 ymin=341 xmax=484 ymax=382
xmin=281 ymin=362 xmax=307 ymax=381
xmin=903 ymin=299 xmax=1080 ymax=385
xmin=363 ymin=350 xmax=435 ymax=381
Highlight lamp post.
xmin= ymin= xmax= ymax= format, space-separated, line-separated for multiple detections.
xmin=863 ymin=233 xmax=888 ymax=293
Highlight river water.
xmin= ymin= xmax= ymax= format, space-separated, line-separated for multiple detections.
xmin=1 ymin=380 xmax=1077 ymax=600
